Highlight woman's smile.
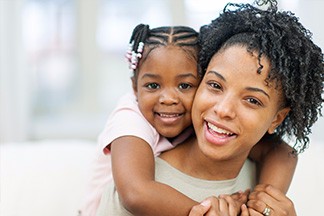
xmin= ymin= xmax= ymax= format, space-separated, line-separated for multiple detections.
xmin=204 ymin=120 xmax=237 ymax=146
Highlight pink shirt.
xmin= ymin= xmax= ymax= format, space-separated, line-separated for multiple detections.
xmin=80 ymin=92 xmax=192 ymax=216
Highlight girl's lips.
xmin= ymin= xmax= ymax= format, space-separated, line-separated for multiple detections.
xmin=157 ymin=112 xmax=182 ymax=118
xmin=204 ymin=121 xmax=237 ymax=145
xmin=155 ymin=112 xmax=183 ymax=125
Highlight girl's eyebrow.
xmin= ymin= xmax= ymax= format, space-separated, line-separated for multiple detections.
xmin=177 ymin=73 xmax=199 ymax=80
xmin=141 ymin=73 xmax=198 ymax=80
xmin=141 ymin=73 xmax=160 ymax=79
xmin=207 ymin=70 xmax=270 ymax=99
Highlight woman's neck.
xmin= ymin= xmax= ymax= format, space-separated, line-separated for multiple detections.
xmin=159 ymin=136 xmax=249 ymax=181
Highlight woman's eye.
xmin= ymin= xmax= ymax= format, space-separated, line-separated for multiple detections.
xmin=179 ymin=83 xmax=191 ymax=90
xmin=146 ymin=83 xmax=160 ymax=89
xmin=208 ymin=82 xmax=222 ymax=90
xmin=247 ymin=98 xmax=262 ymax=106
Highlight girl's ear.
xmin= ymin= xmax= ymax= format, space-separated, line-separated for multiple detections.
xmin=268 ymin=107 xmax=290 ymax=134
xmin=131 ymin=76 xmax=138 ymax=98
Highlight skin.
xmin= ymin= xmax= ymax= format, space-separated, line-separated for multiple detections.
xmin=189 ymin=194 xmax=248 ymax=216
xmin=189 ymin=191 xmax=249 ymax=216
xmin=110 ymin=45 xmax=296 ymax=215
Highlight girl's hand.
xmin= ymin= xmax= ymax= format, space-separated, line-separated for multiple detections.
xmin=189 ymin=190 xmax=249 ymax=216
xmin=247 ymin=184 xmax=297 ymax=216
xmin=240 ymin=204 xmax=250 ymax=216
xmin=189 ymin=200 xmax=211 ymax=216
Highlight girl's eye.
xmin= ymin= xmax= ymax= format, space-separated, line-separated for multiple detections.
xmin=247 ymin=98 xmax=263 ymax=106
xmin=146 ymin=83 xmax=160 ymax=89
xmin=179 ymin=83 xmax=191 ymax=90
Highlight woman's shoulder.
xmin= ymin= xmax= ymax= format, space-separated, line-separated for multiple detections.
xmin=237 ymin=159 xmax=257 ymax=187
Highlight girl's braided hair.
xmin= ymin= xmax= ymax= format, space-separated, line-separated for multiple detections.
xmin=127 ymin=24 xmax=200 ymax=84
xmin=198 ymin=0 xmax=324 ymax=153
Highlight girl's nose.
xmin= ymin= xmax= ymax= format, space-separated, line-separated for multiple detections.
xmin=159 ymin=89 xmax=179 ymax=105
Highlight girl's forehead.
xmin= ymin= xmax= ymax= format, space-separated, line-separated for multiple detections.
xmin=146 ymin=45 xmax=196 ymax=55
xmin=138 ymin=45 xmax=198 ymax=76
xmin=142 ymin=45 xmax=198 ymax=65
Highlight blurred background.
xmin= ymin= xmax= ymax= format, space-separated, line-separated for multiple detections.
xmin=0 ymin=0 xmax=323 ymax=215
xmin=1 ymin=0 xmax=323 ymax=143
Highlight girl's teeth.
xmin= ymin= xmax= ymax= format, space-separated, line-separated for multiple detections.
xmin=207 ymin=122 xmax=233 ymax=135
xmin=159 ymin=113 xmax=180 ymax=118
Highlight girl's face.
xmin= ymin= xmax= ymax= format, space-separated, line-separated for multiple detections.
xmin=192 ymin=45 xmax=290 ymax=161
xmin=133 ymin=46 xmax=199 ymax=138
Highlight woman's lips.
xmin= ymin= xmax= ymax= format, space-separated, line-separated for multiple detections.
xmin=204 ymin=121 xmax=237 ymax=145
xmin=207 ymin=122 xmax=234 ymax=136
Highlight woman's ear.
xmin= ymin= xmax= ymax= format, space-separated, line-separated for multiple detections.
xmin=268 ymin=107 xmax=290 ymax=134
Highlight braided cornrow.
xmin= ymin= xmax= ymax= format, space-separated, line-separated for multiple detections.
xmin=198 ymin=1 xmax=324 ymax=154
xmin=126 ymin=24 xmax=199 ymax=79
xmin=129 ymin=24 xmax=150 ymax=53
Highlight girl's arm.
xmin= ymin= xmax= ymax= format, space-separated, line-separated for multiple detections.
xmin=249 ymin=134 xmax=298 ymax=193
xmin=111 ymin=136 xmax=198 ymax=216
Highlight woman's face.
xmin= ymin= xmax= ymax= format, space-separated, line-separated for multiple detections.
xmin=192 ymin=45 xmax=289 ymax=161
xmin=134 ymin=46 xmax=200 ymax=138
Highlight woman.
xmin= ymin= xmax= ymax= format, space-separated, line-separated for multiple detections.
xmin=96 ymin=1 xmax=323 ymax=215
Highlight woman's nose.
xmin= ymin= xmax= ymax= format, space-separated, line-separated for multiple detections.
xmin=159 ymin=89 xmax=179 ymax=105
xmin=213 ymin=95 xmax=236 ymax=119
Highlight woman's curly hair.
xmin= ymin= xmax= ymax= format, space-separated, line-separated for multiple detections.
xmin=198 ymin=0 xmax=324 ymax=153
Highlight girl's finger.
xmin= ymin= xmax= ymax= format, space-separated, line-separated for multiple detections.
xmin=189 ymin=200 xmax=211 ymax=216
xmin=221 ymin=195 xmax=235 ymax=216
xmin=218 ymin=197 xmax=230 ymax=214
xmin=240 ymin=204 xmax=249 ymax=216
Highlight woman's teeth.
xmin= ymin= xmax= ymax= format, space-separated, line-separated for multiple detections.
xmin=207 ymin=122 xmax=233 ymax=136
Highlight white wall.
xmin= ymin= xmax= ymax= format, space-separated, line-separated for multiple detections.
xmin=0 ymin=0 xmax=32 ymax=143
xmin=295 ymin=0 xmax=324 ymax=143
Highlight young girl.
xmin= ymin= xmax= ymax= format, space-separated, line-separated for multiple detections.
xmin=80 ymin=23 xmax=297 ymax=216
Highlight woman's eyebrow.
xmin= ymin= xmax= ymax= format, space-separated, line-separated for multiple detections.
xmin=246 ymin=87 xmax=270 ymax=99
xmin=207 ymin=70 xmax=270 ymax=99
xmin=207 ymin=70 xmax=226 ymax=81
